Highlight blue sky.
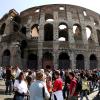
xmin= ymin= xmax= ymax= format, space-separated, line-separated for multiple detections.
xmin=0 ymin=0 xmax=100 ymax=18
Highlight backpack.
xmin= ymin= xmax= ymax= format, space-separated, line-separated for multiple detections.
xmin=75 ymin=80 xmax=82 ymax=93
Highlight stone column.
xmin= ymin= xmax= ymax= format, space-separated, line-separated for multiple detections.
xmin=79 ymin=14 xmax=88 ymax=45
xmin=90 ymin=17 xmax=99 ymax=46
xmin=84 ymin=54 xmax=89 ymax=69
xmin=10 ymin=46 xmax=22 ymax=68
xmin=53 ymin=11 xmax=59 ymax=68
xmin=67 ymin=12 xmax=75 ymax=48
xmin=22 ymin=49 xmax=28 ymax=68
xmin=0 ymin=46 xmax=3 ymax=66
xmin=38 ymin=13 xmax=45 ymax=69
xmin=69 ymin=52 xmax=76 ymax=69
xmin=97 ymin=56 xmax=100 ymax=69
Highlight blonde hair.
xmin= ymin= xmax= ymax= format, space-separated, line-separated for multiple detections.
xmin=36 ymin=70 xmax=44 ymax=81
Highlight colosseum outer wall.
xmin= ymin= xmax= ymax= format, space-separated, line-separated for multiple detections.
xmin=0 ymin=4 xmax=100 ymax=69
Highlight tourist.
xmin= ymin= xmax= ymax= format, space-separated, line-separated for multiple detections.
xmin=63 ymin=70 xmax=70 ymax=99
xmin=68 ymin=72 xmax=78 ymax=100
xmin=52 ymin=70 xmax=63 ymax=100
xmin=26 ymin=70 xmax=33 ymax=89
xmin=80 ymin=76 xmax=89 ymax=100
xmin=13 ymin=72 xmax=28 ymax=100
xmin=5 ymin=66 xmax=12 ymax=95
xmin=29 ymin=70 xmax=50 ymax=100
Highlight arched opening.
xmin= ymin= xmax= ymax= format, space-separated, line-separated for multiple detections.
xmin=94 ymin=19 xmax=99 ymax=26
xmin=45 ymin=13 xmax=54 ymax=22
xmin=0 ymin=23 xmax=6 ymax=35
xmin=42 ymin=52 xmax=53 ymax=69
xmin=86 ymin=26 xmax=93 ymax=42
xmin=13 ymin=15 xmax=21 ymax=32
xmin=20 ymin=26 xmax=26 ymax=35
xmin=31 ymin=24 xmax=39 ymax=37
xmin=27 ymin=53 xmax=38 ymax=70
xmin=58 ymin=23 xmax=68 ymax=41
xmin=73 ymin=24 xmax=82 ymax=41
xmin=2 ymin=49 xmax=10 ymax=66
xmin=90 ymin=54 xmax=98 ymax=69
xmin=59 ymin=52 xmax=70 ymax=69
xmin=97 ymin=29 xmax=100 ymax=45
xmin=44 ymin=23 xmax=53 ymax=41
xmin=76 ymin=54 xmax=84 ymax=69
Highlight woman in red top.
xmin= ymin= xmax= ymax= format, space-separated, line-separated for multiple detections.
xmin=52 ymin=70 xmax=63 ymax=100
xmin=68 ymin=72 xmax=78 ymax=100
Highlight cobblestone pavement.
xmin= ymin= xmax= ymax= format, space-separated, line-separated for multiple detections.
xmin=0 ymin=80 xmax=100 ymax=100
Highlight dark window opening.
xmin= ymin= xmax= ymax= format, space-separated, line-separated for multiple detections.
xmin=20 ymin=26 xmax=26 ymax=35
xmin=13 ymin=15 xmax=21 ymax=24
xmin=13 ymin=23 xmax=19 ymax=32
xmin=0 ymin=23 xmax=6 ymax=35
xmin=44 ymin=23 xmax=53 ymax=41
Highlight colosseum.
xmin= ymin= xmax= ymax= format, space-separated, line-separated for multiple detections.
xmin=0 ymin=4 xmax=100 ymax=70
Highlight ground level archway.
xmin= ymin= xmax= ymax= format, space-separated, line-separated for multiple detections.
xmin=58 ymin=52 xmax=70 ymax=69
xmin=27 ymin=53 xmax=38 ymax=70
xmin=76 ymin=54 xmax=84 ymax=69
xmin=42 ymin=52 xmax=53 ymax=69
xmin=90 ymin=54 xmax=98 ymax=69
xmin=2 ymin=49 xmax=10 ymax=66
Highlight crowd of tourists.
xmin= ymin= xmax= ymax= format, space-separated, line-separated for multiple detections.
xmin=0 ymin=65 xmax=100 ymax=100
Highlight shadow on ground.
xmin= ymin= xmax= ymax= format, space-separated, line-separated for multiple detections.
xmin=4 ymin=98 xmax=13 ymax=100
xmin=93 ymin=94 xmax=100 ymax=100
xmin=0 ymin=89 xmax=5 ymax=95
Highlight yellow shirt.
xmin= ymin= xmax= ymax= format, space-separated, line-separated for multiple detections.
xmin=82 ymin=80 xmax=89 ymax=90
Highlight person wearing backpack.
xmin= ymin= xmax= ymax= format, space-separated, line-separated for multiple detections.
xmin=67 ymin=72 xmax=78 ymax=100
xmin=80 ymin=76 xmax=89 ymax=100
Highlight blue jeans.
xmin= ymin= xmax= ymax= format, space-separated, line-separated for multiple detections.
xmin=80 ymin=90 xmax=89 ymax=100
xmin=14 ymin=95 xmax=24 ymax=100
xmin=5 ymin=80 xmax=12 ymax=93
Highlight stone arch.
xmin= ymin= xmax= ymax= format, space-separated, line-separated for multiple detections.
xmin=0 ymin=23 xmax=6 ymax=35
xmin=58 ymin=52 xmax=70 ymax=69
xmin=86 ymin=26 xmax=93 ymax=42
xmin=2 ymin=49 xmax=11 ymax=66
xmin=44 ymin=23 xmax=53 ymax=41
xmin=73 ymin=24 xmax=82 ymax=41
xmin=27 ymin=53 xmax=38 ymax=69
xmin=42 ymin=52 xmax=53 ymax=69
xmin=90 ymin=54 xmax=98 ymax=69
xmin=31 ymin=24 xmax=39 ymax=37
xmin=58 ymin=23 xmax=68 ymax=41
xmin=76 ymin=54 xmax=84 ymax=69
xmin=96 ymin=29 xmax=100 ymax=45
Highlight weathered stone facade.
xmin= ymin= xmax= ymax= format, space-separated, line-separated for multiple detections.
xmin=0 ymin=4 xmax=100 ymax=70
